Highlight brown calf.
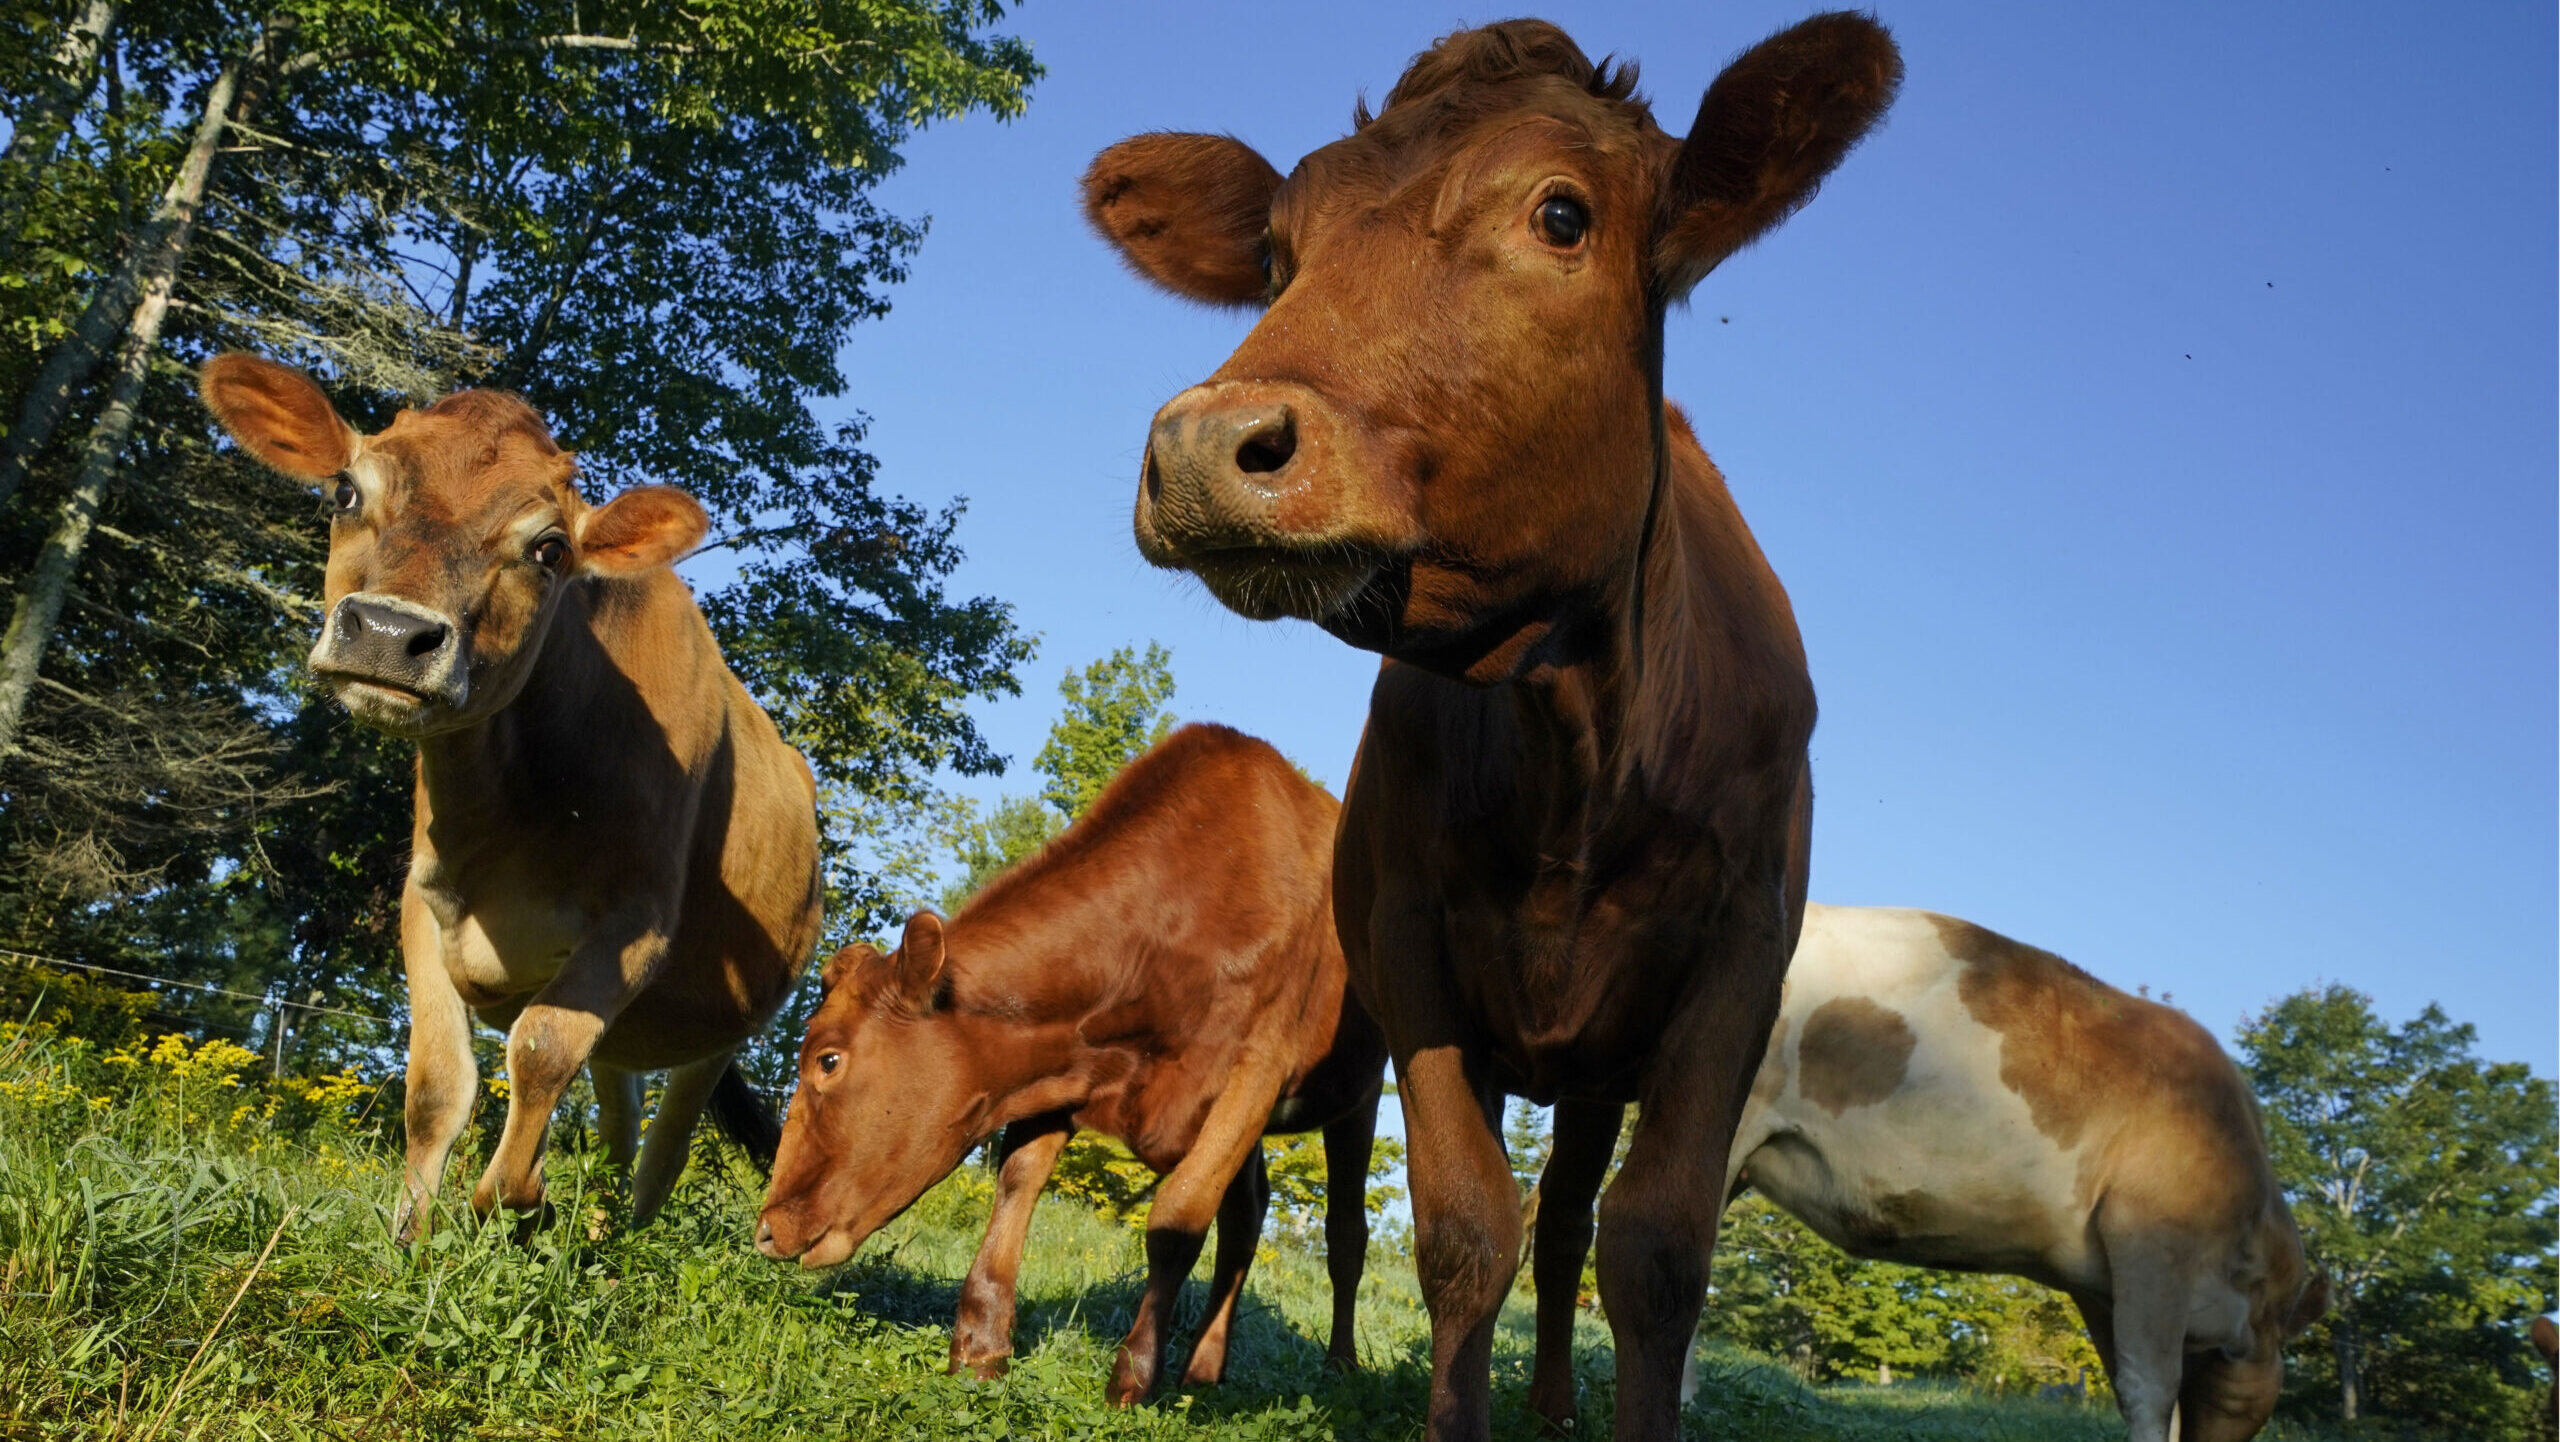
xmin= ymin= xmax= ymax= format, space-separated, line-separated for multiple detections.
xmin=1084 ymin=16 xmax=1898 ymax=1439
xmin=754 ymin=723 xmax=1387 ymax=1403
xmin=201 ymin=356 xmax=823 ymax=1238
xmin=1528 ymin=905 xmax=2327 ymax=1441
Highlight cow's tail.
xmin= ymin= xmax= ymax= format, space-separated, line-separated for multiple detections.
xmin=707 ymin=1062 xmax=782 ymax=1173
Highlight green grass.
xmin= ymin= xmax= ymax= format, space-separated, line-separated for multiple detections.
xmin=0 ymin=1028 xmax=2355 ymax=1440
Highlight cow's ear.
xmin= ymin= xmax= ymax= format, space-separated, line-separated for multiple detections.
xmin=200 ymin=353 xmax=359 ymax=482
xmin=819 ymin=943 xmax=875 ymax=996
xmin=1653 ymin=12 xmax=1901 ymax=299
xmin=575 ymin=484 xmax=707 ymax=577
xmin=893 ymin=911 xmax=949 ymax=1010
xmin=1083 ymin=132 xmax=1282 ymax=308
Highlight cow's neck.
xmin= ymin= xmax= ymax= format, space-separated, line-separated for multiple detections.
xmin=1519 ymin=428 xmax=1811 ymax=830
xmin=411 ymin=580 xmax=637 ymax=831
xmin=941 ymin=892 xmax=1154 ymax=1118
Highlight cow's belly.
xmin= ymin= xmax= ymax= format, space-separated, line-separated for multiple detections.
xmin=1743 ymin=1105 xmax=2099 ymax=1289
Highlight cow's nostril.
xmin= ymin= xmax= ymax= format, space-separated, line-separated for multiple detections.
xmin=404 ymin=623 xmax=449 ymax=660
xmin=1234 ymin=411 xmax=1296 ymax=475
xmin=1142 ymin=445 xmax=1164 ymax=505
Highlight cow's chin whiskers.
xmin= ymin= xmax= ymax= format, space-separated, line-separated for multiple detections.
xmin=1182 ymin=545 xmax=1380 ymax=625
xmin=328 ymin=679 xmax=447 ymax=737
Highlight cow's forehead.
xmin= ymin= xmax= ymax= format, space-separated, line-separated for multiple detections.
xmin=363 ymin=402 xmax=572 ymax=515
xmin=1294 ymin=74 xmax=1661 ymax=207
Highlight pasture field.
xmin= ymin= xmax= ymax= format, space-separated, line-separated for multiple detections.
xmin=0 ymin=1025 xmax=2354 ymax=1442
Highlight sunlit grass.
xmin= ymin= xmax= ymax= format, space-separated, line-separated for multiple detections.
xmin=0 ymin=1022 xmax=2356 ymax=1440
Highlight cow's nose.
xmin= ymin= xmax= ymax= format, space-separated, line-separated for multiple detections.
xmin=754 ymin=1215 xmax=785 ymax=1259
xmin=338 ymin=598 xmax=449 ymax=660
xmin=1149 ymin=399 xmax=1298 ymax=498
xmin=1140 ymin=382 xmax=1344 ymax=559
xmin=1230 ymin=406 xmax=1297 ymax=477
xmin=312 ymin=592 xmax=467 ymax=708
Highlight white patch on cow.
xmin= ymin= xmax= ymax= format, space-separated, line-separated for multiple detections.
xmin=1730 ymin=905 xmax=2104 ymax=1290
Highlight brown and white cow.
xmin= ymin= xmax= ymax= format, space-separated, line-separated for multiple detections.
xmin=1529 ymin=905 xmax=2327 ymax=1442
xmin=200 ymin=356 xmax=824 ymax=1239
xmin=1083 ymin=16 xmax=1898 ymax=1440
xmin=755 ymin=723 xmax=1388 ymax=1404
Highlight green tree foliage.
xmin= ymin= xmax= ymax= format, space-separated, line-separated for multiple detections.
xmin=0 ymin=1 xmax=1042 ymax=1056
xmin=938 ymin=643 xmax=1176 ymax=911
xmin=938 ymin=794 xmax=1060 ymax=913
xmin=1703 ymin=1196 xmax=2104 ymax=1392
xmin=2239 ymin=985 xmax=2557 ymax=1435
xmin=1032 ymin=641 xmax=1176 ymax=820
xmin=1263 ymin=1129 xmax=1406 ymax=1242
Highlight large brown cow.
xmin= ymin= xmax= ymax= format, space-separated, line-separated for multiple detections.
xmin=1081 ymin=15 xmax=1898 ymax=1439
xmin=200 ymin=356 xmax=823 ymax=1239
xmin=1526 ymin=905 xmax=2328 ymax=1442
xmin=755 ymin=723 xmax=1387 ymax=1403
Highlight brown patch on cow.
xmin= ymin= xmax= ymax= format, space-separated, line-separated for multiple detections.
xmin=1797 ymin=997 xmax=1914 ymax=1116
xmin=1936 ymin=913 xmax=2235 ymax=1156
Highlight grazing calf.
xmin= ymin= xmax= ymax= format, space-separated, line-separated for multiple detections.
xmin=1084 ymin=15 xmax=1898 ymax=1439
xmin=755 ymin=724 xmax=1387 ymax=1403
xmin=1526 ymin=905 xmax=2326 ymax=1442
xmin=201 ymin=356 xmax=823 ymax=1238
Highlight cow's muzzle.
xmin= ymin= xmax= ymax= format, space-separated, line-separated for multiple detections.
xmin=754 ymin=1208 xmax=858 ymax=1269
xmin=309 ymin=591 xmax=468 ymax=727
xmin=1133 ymin=381 xmax=1398 ymax=622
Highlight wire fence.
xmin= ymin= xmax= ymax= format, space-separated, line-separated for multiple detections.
xmin=0 ymin=945 xmax=398 ymax=1078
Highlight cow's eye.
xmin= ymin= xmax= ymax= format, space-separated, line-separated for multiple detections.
xmin=1534 ymin=195 xmax=1589 ymax=249
xmin=816 ymin=1052 xmax=842 ymax=1077
xmin=529 ymin=534 xmax=567 ymax=570
xmin=332 ymin=478 xmax=359 ymax=514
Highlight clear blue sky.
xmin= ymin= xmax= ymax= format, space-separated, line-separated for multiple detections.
xmin=798 ymin=0 xmax=2555 ymax=1073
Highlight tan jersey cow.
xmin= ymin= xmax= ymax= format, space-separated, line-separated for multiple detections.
xmin=1532 ymin=905 xmax=2326 ymax=1442
xmin=200 ymin=356 xmax=824 ymax=1239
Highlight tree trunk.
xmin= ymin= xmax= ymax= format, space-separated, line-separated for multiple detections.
xmin=0 ymin=0 xmax=121 ymax=244
xmin=0 ymin=26 xmax=268 ymax=516
xmin=2332 ymin=1310 xmax=2361 ymax=1421
xmin=0 ymin=266 xmax=178 ymax=756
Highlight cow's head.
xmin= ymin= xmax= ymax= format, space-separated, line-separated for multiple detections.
xmin=756 ymin=912 xmax=990 ymax=1268
xmin=2177 ymin=1207 xmax=2330 ymax=1442
xmin=1088 ymin=15 xmax=1897 ymax=683
xmin=200 ymin=355 xmax=706 ymax=736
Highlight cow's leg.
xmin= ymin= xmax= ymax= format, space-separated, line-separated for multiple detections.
xmin=591 ymin=1062 xmax=643 ymax=1168
xmin=951 ymin=1112 xmax=1074 ymax=1378
xmin=471 ymin=925 xmax=663 ymax=1220
xmin=1528 ymin=1099 xmax=1624 ymax=1433
xmin=1181 ymin=1142 xmax=1271 ymax=1386
xmin=2096 ymin=1234 xmax=2194 ymax=1442
xmin=1594 ymin=922 xmax=1788 ymax=1442
xmin=628 ymin=1049 xmax=729 ymax=1223
xmin=1396 ymin=1039 xmax=1518 ymax=1442
xmin=394 ymin=883 xmax=477 ymax=1245
xmin=1319 ymin=1085 xmax=1381 ymax=1370
xmin=1107 ymin=1049 xmax=1291 ymax=1405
